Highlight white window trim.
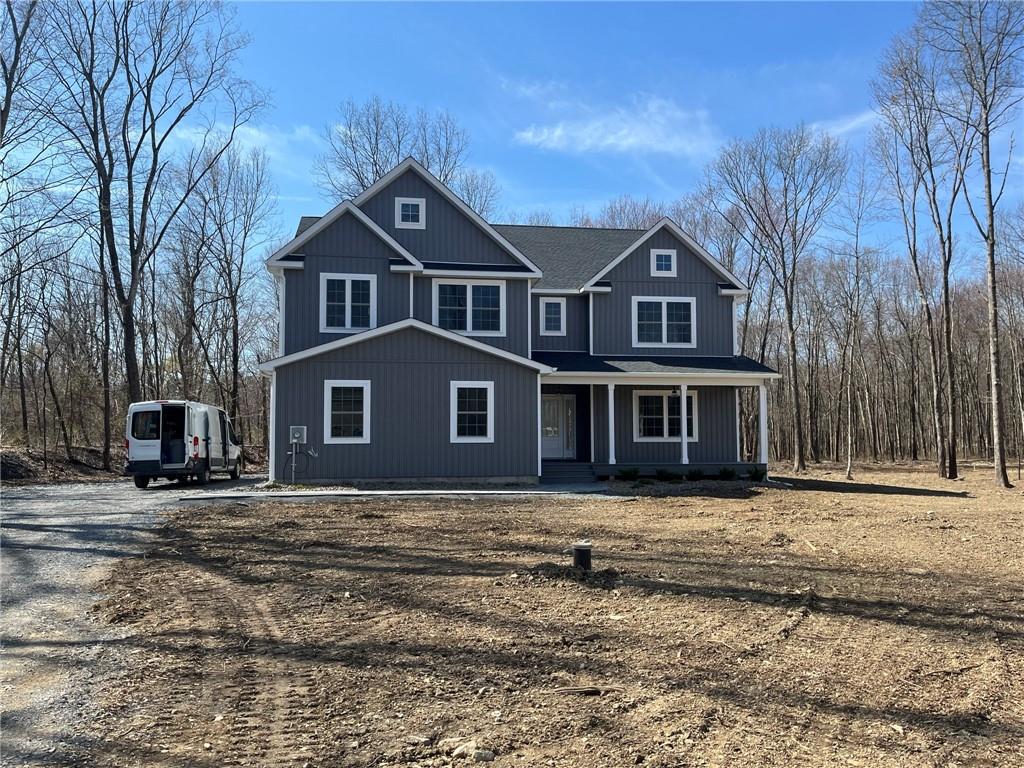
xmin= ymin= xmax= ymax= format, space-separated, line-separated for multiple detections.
xmin=450 ymin=380 xmax=495 ymax=444
xmin=323 ymin=379 xmax=371 ymax=445
xmin=319 ymin=273 xmax=378 ymax=334
xmin=632 ymin=389 xmax=698 ymax=443
xmin=432 ymin=278 xmax=506 ymax=337
xmin=539 ymin=297 xmax=566 ymax=336
xmin=631 ymin=296 xmax=696 ymax=348
xmin=650 ymin=248 xmax=677 ymax=277
xmin=395 ymin=197 xmax=426 ymax=230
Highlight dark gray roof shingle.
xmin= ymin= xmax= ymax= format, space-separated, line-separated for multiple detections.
xmin=493 ymin=224 xmax=642 ymax=289
xmin=291 ymin=217 xmax=645 ymax=289
xmin=295 ymin=216 xmax=321 ymax=237
xmin=531 ymin=351 xmax=778 ymax=376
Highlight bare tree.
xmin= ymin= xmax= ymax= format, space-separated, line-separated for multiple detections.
xmin=315 ymin=97 xmax=484 ymax=201
xmin=453 ymin=167 xmax=500 ymax=218
xmin=711 ymin=124 xmax=847 ymax=471
xmin=42 ymin=0 xmax=262 ymax=403
xmin=922 ymin=0 xmax=1024 ymax=487
xmin=872 ymin=26 xmax=968 ymax=478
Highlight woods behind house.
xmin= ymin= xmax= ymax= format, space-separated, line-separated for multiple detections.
xmin=2 ymin=0 xmax=1022 ymax=485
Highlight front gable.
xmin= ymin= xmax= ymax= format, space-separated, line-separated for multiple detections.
xmin=584 ymin=218 xmax=746 ymax=293
xmin=604 ymin=229 xmax=727 ymax=287
xmin=354 ymin=160 xmax=540 ymax=274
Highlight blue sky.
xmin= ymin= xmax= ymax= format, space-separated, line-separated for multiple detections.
xmin=233 ymin=1 xmax=920 ymax=235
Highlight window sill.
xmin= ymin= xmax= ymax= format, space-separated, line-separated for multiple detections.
xmin=539 ymin=330 xmax=566 ymax=337
xmin=451 ymin=436 xmax=495 ymax=444
xmin=632 ymin=343 xmax=697 ymax=349
xmin=324 ymin=436 xmax=371 ymax=445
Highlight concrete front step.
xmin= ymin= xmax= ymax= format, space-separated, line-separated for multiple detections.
xmin=541 ymin=462 xmax=597 ymax=484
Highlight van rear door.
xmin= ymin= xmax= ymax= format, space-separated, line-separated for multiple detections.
xmin=128 ymin=406 xmax=161 ymax=464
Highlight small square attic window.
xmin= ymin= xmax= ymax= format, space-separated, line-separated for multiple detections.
xmin=395 ymin=197 xmax=426 ymax=229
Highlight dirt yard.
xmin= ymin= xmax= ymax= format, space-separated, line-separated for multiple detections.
xmin=75 ymin=465 xmax=1021 ymax=767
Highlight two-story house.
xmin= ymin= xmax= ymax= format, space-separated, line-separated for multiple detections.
xmin=259 ymin=158 xmax=780 ymax=483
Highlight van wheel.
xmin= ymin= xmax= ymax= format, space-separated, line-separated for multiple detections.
xmin=229 ymin=459 xmax=241 ymax=481
xmin=195 ymin=464 xmax=211 ymax=485
xmin=134 ymin=476 xmax=150 ymax=489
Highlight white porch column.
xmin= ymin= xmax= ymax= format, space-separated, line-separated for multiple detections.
xmin=679 ymin=383 xmax=689 ymax=464
xmin=607 ymin=383 xmax=616 ymax=464
xmin=758 ymin=383 xmax=769 ymax=465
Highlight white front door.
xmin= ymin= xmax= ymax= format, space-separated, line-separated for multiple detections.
xmin=541 ymin=394 xmax=576 ymax=459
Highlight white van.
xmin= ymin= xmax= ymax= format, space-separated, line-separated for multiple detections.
xmin=125 ymin=400 xmax=243 ymax=488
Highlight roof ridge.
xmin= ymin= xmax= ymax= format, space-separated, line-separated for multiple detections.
xmin=494 ymin=223 xmax=645 ymax=232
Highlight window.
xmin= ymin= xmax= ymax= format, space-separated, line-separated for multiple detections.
xmin=395 ymin=197 xmax=426 ymax=229
xmin=324 ymin=380 xmax=371 ymax=444
xmin=650 ymin=248 xmax=677 ymax=277
xmin=319 ymin=273 xmax=377 ymax=333
xmin=432 ymin=279 xmax=506 ymax=336
xmin=539 ymin=297 xmax=566 ymax=336
xmin=450 ymin=381 xmax=494 ymax=443
xmin=632 ymin=390 xmax=697 ymax=442
xmin=631 ymin=296 xmax=696 ymax=348
xmin=130 ymin=410 xmax=160 ymax=440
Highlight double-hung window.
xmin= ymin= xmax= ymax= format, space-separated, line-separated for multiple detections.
xmin=395 ymin=197 xmax=426 ymax=229
xmin=433 ymin=279 xmax=505 ymax=336
xmin=631 ymin=296 xmax=695 ymax=348
xmin=323 ymin=379 xmax=371 ymax=444
xmin=450 ymin=381 xmax=494 ymax=443
xmin=633 ymin=390 xmax=697 ymax=442
xmin=650 ymin=248 xmax=677 ymax=277
xmin=539 ymin=297 xmax=565 ymax=336
xmin=320 ymin=273 xmax=377 ymax=333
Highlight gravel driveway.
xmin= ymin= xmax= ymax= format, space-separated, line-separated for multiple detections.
xmin=0 ymin=477 xmax=258 ymax=766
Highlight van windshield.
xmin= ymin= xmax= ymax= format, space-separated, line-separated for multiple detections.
xmin=131 ymin=410 xmax=160 ymax=440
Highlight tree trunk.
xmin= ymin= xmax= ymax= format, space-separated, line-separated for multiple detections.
xmin=785 ymin=298 xmax=806 ymax=471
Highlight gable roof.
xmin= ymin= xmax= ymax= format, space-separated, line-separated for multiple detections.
xmin=258 ymin=318 xmax=554 ymax=373
xmin=493 ymin=224 xmax=644 ymax=290
xmin=351 ymin=158 xmax=543 ymax=277
xmin=584 ymin=218 xmax=748 ymax=292
xmin=265 ymin=201 xmax=422 ymax=271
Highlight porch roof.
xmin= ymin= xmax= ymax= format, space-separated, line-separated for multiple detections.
xmin=534 ymin=351 xmax=779 ymax=378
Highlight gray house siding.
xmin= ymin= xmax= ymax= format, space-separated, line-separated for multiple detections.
xmin=412 ymin=274 xmax=530 ymax=358
xmin=273 ymin=328 xmax=538 ymax=481
xmin=592 ymin=230 xmax=734 ymax=356
xmin=358 ymin=169 xmax=523 ymax=267
xmin=591 ymin=385 xmax=737 ymax=465
xmin=284 ymin=211 xmax=411 ymax=355
xmin=532 ymin=294 xmax=589 ymax=352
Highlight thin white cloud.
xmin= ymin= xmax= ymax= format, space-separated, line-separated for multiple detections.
xmin=514 ymin=96 xmax=721 ymax=163
xmin=499 ymin=76 xmax=568 ymax=101
xmin=811 ymin=108 xmax=879 ymax=137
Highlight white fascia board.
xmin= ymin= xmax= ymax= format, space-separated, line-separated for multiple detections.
xmin=419 ymin=269 xmax=537 ymax=279
xmin=258 ymin=318 xmax=554 ymax=374
xmin=582 ymin=218 xmax=749 ymax=291
xmin=352 ymin=158 xmax=543 ymax=277
xmin=265 ymin=202 xmax=423 ymax=271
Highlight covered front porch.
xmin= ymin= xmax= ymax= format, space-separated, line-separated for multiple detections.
xmin=540 ymin=380 xmax=770 ymax=480
xmin=534 ymin=351 xmax=779 ymax=482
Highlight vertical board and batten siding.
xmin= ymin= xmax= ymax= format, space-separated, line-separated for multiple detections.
xmin=274 ymin=328 xmax=538 ymax=481
xmin=592 ymin=230 xmax=733 ymax=356
xmin=532 ymin=294 xmax=589 ymax=352
xmin=358 ymin=170 xmax=523 ymax=267
xmin=591 ymin=385 xmax=738 ymax=464
xmin=284 ymin=211 xmax=410 ymax=355
xmin=412 ymin=274 xmax=530 ymax=358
